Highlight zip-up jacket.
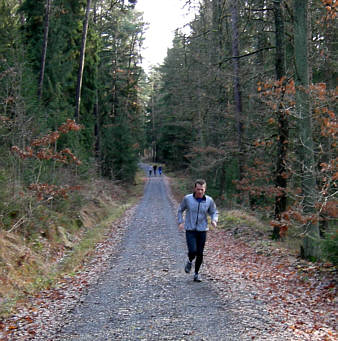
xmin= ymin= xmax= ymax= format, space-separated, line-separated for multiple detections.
xmin=177 ymin=193 xmax=218 ymax=231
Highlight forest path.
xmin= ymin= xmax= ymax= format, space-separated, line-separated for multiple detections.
xmin=55 ymin=166 xmax=240 ymax=340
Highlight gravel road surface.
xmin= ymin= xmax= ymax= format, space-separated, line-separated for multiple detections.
xmin=3 ymin=166 xmax=334 ymax=340
xmin=55 ymin=170 xmax=242 ymax=340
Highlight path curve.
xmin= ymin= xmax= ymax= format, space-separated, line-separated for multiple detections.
xmin=55 ymin=169 xmax=240 ymax=340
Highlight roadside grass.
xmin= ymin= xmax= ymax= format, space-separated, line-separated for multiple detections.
xmin=58 ymin=203 xmax=130 ymax=274
xmin=165 ymin=171 xmax=191 ymax=203
xmin=216 ymin=209 xmax=266 ymax=231
xmin=215 ymin=209 xmax=283 ymax=256
xmin=0 ymin=170 xmax=145 ymax=318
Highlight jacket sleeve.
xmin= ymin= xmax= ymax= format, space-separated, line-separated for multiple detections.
xmin=177 ymin=197 xmax=187 ymax=224
xmin=208 ymin=198 xmax=218 ymax=222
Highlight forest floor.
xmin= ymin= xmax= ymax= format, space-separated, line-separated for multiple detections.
xmin=0 ymin=166 xmax=336 ymax=340
xmin=169 ymin=177 xmax=337 ymax=341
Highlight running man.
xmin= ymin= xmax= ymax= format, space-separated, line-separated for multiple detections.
xmin=178 ymin=179 xmax=218 ymax=282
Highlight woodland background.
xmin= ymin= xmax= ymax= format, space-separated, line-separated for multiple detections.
xmin=0 ymin=0 xmax=336 ymax=317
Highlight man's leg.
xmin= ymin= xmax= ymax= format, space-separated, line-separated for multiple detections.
xmin=195 ymin=231 xmax=207 ymax=274
xmin=185 ymin=231 xmax=197 ymax=273
xmin=186 ymin=230 xmax=197 ymax=262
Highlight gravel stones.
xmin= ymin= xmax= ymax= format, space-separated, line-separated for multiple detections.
xmin=4 ymin=169 xmax=321 ymax=340
xmin=55 ymin=176 xmax=240 ymax=340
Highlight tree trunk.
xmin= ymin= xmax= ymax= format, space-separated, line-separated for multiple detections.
xmin=219 ymin=161 xmax=227 ymax=198
xmin=255 ymin=0 xmax=265 ymax=78
xmin=230 ymin=1 xmax=244 ymax=183
xmin=38 ymin=0 xmax=51 ymax=99
xmin=75 ymin=0 xmax=92 ymax=121
xmin=293 ymin=0 xmax=320 ymax=258
xmin=93 ymin=0 xmax=100 ymax=162
xmin=151 ymin=87 xmax=157 ymax=162
xmin=272 ymin=0 xmax=289 ymax=239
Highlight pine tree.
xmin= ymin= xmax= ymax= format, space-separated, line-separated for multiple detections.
xmin=293 ymin=0 xmax=320 ymax=259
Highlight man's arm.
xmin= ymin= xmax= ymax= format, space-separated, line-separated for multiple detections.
xmin=177 ymin=197 xmax=187 ymax=230
xmin=208 ymin=198 xmax=218 ymax=228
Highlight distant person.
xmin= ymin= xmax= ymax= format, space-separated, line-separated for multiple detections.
xmin=177 ymin=179 xmax=218 ymax=282
xmin=158 ymin=166 xmax=162 ymax=176
xmin=148 ymin=166 xmax=152 ymax=177
xmin=153 ymin=164 xmax=157 ymax=176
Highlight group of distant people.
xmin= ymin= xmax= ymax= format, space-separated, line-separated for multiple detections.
xmin=148 ymin=164 xmax=162 ymax=177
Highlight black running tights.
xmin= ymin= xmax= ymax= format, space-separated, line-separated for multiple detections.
xmin=186 ymin=230 xmax=207 ymax=274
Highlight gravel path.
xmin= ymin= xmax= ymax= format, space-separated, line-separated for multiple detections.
xmin=55 ymin=171 xmax=241 ymax=340
xmin=1 ymin=166 xmax=335 ymax=340
xmin=2 ymin=166 xmax=335 ymax=340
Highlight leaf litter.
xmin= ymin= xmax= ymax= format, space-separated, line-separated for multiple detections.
xmin=205 ymin=229 xmax=337 ymax=340
xmin=0 ymin=175 xmax=336 ymax=340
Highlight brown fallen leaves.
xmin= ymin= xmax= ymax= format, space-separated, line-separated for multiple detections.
xmin=206 ymin=229 xmax=337 ymax=341
xmin=0 ymin=206 xmax=136 ymax=341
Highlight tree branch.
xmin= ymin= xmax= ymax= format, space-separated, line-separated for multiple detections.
xmin=219 ymin=46 xmax=276 ymax=65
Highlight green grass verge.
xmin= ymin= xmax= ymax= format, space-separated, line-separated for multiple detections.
xmin=58 ymin=203 xmax=130 ymax=274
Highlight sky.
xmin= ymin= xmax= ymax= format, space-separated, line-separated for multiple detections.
xmin=135 ymin=0 xmax=196 ymax=72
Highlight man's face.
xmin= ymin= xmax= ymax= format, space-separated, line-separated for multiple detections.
xmin=194 ymin=184 xmax=206 ymax=198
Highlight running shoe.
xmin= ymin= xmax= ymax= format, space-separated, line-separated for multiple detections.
xmin=193 ymin=273 xmax=202 ymax=282
xmin=184 ymin=260 xmax=192 ymax=273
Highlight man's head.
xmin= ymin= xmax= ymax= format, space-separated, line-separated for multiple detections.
xmin=194 ymin=179 xmax=206 ymax=198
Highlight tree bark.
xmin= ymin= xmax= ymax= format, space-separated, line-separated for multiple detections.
xmin=293 ymin=0 xmax=320 ymax=258
xmin=151 ymin=85 xmax=157 ymax=162
xmin=272 ymin=0 xmax=289 ymax=239
xmin=93 ymin=0 xmax=100 ymax=162
xmin=75 ymin=0 xmax=92 ymax=121
xmin=230 ymin=1 xmax=244 ymax=183
xmin=38 ymin=0 xmax=51 ymax=99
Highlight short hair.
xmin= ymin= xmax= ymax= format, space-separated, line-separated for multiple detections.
xmin=194 ymin=179 xmax=206 ymax=187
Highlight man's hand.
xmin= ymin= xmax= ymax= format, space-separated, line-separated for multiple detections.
xmin=178 ymin=223 xmax=184 ymax=231
xmin=211 ymin=221 xmax=217 ymax=228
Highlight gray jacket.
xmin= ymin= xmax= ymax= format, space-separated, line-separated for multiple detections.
xmin=177 ymin=193 xmax=218 ymax=231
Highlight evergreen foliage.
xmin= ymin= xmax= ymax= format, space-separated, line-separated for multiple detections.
xmin=0 ymin=0 xmax=146 ymax=186
xmin=0 ymin=0 xmax=336 ymax=261
xmin=147 ymin=0 xmax=337 ymax=260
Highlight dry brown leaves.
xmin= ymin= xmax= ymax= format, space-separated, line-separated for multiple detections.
xmin=0 ymin=205 xmax=136 ymax=341
xmin=205 ymin=229 xmax=337 ymax=341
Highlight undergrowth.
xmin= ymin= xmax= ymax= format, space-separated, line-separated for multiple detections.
xmin=0 ymin=170 xmax=145 ymax=318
